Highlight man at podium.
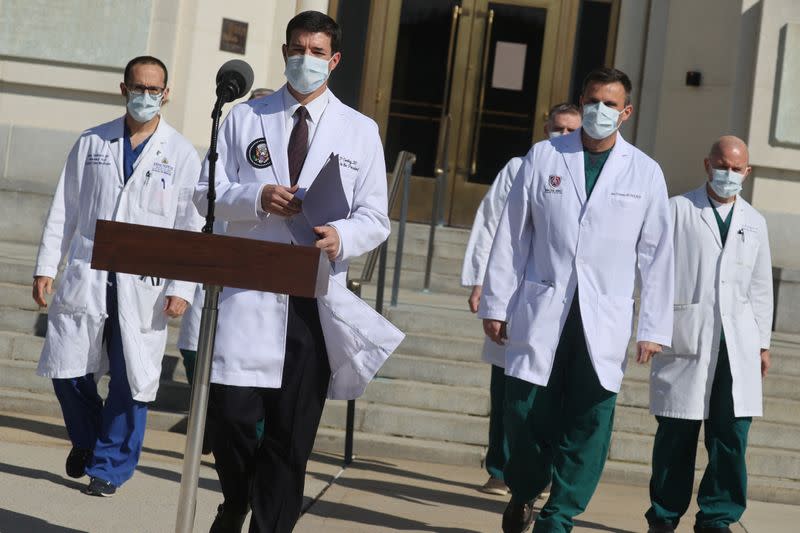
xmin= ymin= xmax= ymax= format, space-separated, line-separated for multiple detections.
xmin=194 ymin=11 xmax=401 ymax=533
xmin=31 ymin=56 xmax=202 ymax=497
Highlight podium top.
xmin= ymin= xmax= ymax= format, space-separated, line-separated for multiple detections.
xmin=91 ymin=220 xmax=329 ymax=297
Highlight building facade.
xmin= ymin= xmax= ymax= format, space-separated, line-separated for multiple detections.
xmin=1 ymin=0 xmax=799 ymax=263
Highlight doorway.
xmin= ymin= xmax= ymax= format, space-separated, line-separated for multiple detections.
xmin=332 ymin=0 xmax=620 ymax=226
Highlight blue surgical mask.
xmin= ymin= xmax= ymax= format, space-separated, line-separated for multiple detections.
xmin=582 ymin=102 xmax=621 ymax=140
xmin=284 ymin=54 xmax=331 ymax=94
xmin=709 ymin=168 xmax=744 ymax=198
xmin=127 ymin=92 xmax=162 ymax=123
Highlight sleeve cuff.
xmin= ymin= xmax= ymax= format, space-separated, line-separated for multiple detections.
xmin=636 ymin=333 xmax=672 ymax=347
xmin=34 ymin=265 xmax=58 ymax=278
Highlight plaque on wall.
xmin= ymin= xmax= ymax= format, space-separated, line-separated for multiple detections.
xmin=220 ymin=18 xmax=248 ymax=55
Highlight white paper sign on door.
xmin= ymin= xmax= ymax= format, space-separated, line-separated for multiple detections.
xmin=491 ymin=41 xmax=527 ymax=91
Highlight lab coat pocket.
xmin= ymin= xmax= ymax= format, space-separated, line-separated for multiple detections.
xmin=51 ymin=262 xmax=90 ymax=314
xmin=140 ymin=180 xmax=174 ymax=217
xmin=133 ymin=280 xmax=167 ymax=332
xmin=507 ymin=280 xmax=559 ymax=353
xmin=594 ymin=294 xmax=635 ymax=357
xmin=664 ymin=303 xmax=701 ymax=357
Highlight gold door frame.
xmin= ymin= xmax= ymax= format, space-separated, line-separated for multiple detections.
xmin=331 ymin=0 xmax=621 ymax=226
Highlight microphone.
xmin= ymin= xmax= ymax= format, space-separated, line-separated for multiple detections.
xmin=215 ymin=60 xmax=254 ymax=103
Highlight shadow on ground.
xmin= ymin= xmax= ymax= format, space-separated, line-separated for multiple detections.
xmin=0 ymin=461 xmax=85 ymax=491
xmin=0 ymin=509 xmax=86 ymax=533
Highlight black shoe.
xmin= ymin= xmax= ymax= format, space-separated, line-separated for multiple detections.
xmin=83 ymin=476 xmax=116 ymax=497
xmin=209 ymin=504 xmax=247 ymax=533
xmin=694 ymin=526 xmax=732 ymax=533
xmin=65 ymin=447 xmax=92 ymax=478
xmin=648 ymin=523 xmax=676 ymax=533
xmin=502 ymin=498 xmax=535 ymax=533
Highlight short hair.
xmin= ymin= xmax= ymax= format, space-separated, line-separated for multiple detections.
xmin=249 ymin=88 xmax=275 ymax=100
xmin=124 ymin=56 xmax=168 ymax=87
xmin=581 ymin=67 xmax=632 ymax=105
xmin=286 ymin=11 xmax=342 ymax=54
xmin=547 ymin=103 xmax=580 ymax=124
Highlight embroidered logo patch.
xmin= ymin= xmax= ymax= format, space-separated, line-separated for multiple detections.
xmin=247 ymin=138 xmax=272 ymax=168
xmin=548 ymin=175 xmax=562 ymax=188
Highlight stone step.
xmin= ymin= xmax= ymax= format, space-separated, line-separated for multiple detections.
xmin=0 ymin=241 xmax=38 ymax=285
xmin=618 ymin=379 xmax=800 ymax=426
xmin=362 ymin=377 xmax=489 ymax=416
xmin=320 ymin=400 xmax=488 ymax=447
xmin=0 ymin=386 xmax=187 ymax=433
xmin=350 ymin=249 xmax=463 ymax=278
xmin=624 ymin=356 xmax=800 ymax=400
xmin=613 ymin=405 xmax=800 ymax=452
xmin=395 ymin=331 xmax=484 ymax=363
xmin=313 ymin=427 xmax=485 ymax=467
xmin=610 ymin=430 xmax=800 ymax=481
xmin=378 ymin=353 xmax=490 ymax=389
xmin=0 ymin=188 xmax=53 ymax=244
xmin=600 ymin=459 xmax=800 ymax=506
xmin=386 ymin=305 xmax=484 ymax=340
xmin=387 ymin=221 xmax=471 ymax=247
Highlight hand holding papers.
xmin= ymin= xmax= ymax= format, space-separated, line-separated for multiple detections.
xmin=287 ymin=153 xmax=350 ymax=247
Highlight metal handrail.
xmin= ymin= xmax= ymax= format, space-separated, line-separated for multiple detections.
xmin=356 ymin=150 xmax=416 ymax=285
xmin=342 ymin=150 xmax=415 ymax=466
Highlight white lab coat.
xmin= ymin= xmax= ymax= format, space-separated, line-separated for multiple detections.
xmin=194 ymin=86 xmax=404 ymax=400
xmin=479 ymin=130 xmax=674 ymax=393
xmin=35 ymin=116 xmax=202 ymax=402
xmin=650 ymin=186 xmax=772 ymax=419
xmin=461 ymin=157 xmax=523 ymax=367
xmin=178 ymin=284 xmax=203 ymax=352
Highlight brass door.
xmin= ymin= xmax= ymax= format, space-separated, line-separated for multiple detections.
xmin=360 ymin=0 xmax=605 ymax=226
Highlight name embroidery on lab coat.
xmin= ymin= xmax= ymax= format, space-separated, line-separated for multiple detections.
xmin=85 ymin=153 xmax=112 ymax=166
xmin=339 ymin=156 xmax=359 ymax=172
xmin=152 ymin=158 xmax=174 ymax=176
xmin=247 ymin=138 xmax=272 ymax=168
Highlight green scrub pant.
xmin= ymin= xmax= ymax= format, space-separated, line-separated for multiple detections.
xmin=486 ymin=364 xmax=510 ymax=480
xmin=646 ymin=341 xmax=751 ymax=530
xmin=504 ymin=298 xmax=617 ymax=533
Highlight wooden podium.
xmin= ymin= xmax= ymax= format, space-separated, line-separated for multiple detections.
xmin=91 ymin=219 xmax=330 ymax=532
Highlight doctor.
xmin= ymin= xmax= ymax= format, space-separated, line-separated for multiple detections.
xmin=194 ymin=11 xmax=403 ymax=533
xmin=32 ymin=56 xmax=201 ymax=497
xmin=480 ymin=67 xmax=674 ymax=533
xmin=462 ymin=103 xmax=581 ymax=497
xmin=646 ymin=137 xmax=772 ymax=533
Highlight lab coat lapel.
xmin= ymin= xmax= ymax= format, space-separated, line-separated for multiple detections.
xmin=560 ymin=131 xmax=587 ymax=205
xmin=128 ymin=118 xmax=167 ymax=185
xmin=296 ymin=93 xmax=346 ymax=190
xmin=107 ymin=117 xmax=125 ymax=186
xmin=695 ymin=186 xmax=723 ymax=249
xmin=259 ymin=87 xmax=290 ymax=186
xmin=585 ymin=133 xmax=632 ymax=209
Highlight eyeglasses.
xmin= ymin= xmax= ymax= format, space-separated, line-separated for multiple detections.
xmin=126 ymin=84 xmax=166 ymax=96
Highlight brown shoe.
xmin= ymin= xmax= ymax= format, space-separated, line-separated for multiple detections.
xmin=502 ymin=498 xmax=535 ymax=533
xmin=479 ymin=476 xmax=509 ymax=495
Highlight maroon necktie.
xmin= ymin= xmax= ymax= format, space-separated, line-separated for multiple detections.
xmin=288 ymin=106 xmax=309 ymax=186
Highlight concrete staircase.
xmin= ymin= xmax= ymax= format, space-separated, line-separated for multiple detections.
xmin=1 ymin=169 xmax=799 ymax=505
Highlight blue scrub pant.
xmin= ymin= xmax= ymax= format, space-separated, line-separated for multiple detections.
xmin=51 ymin=273 xmax=148 ymax=487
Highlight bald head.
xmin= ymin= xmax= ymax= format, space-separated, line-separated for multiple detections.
xmin=704 ymin=135 xmax=751 ymax=201
xmin=709 ymin=135 xmax=749 ymax=164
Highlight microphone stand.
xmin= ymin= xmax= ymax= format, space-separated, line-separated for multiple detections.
xmin=175 ymin=96 xmax=225 ymax=533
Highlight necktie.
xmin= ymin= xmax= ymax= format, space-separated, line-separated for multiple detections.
xmin=288 ymin=106 xmax=309 ymax=186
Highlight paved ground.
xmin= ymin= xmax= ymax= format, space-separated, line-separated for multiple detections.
xmin=0 ymin=411 xmax=795 ymax=532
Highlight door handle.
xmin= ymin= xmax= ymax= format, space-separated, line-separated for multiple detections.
xmin=433 ymin=4 xmax=461 ymax=180
xmin=470 ymin=8 xmax=494 ymax=176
